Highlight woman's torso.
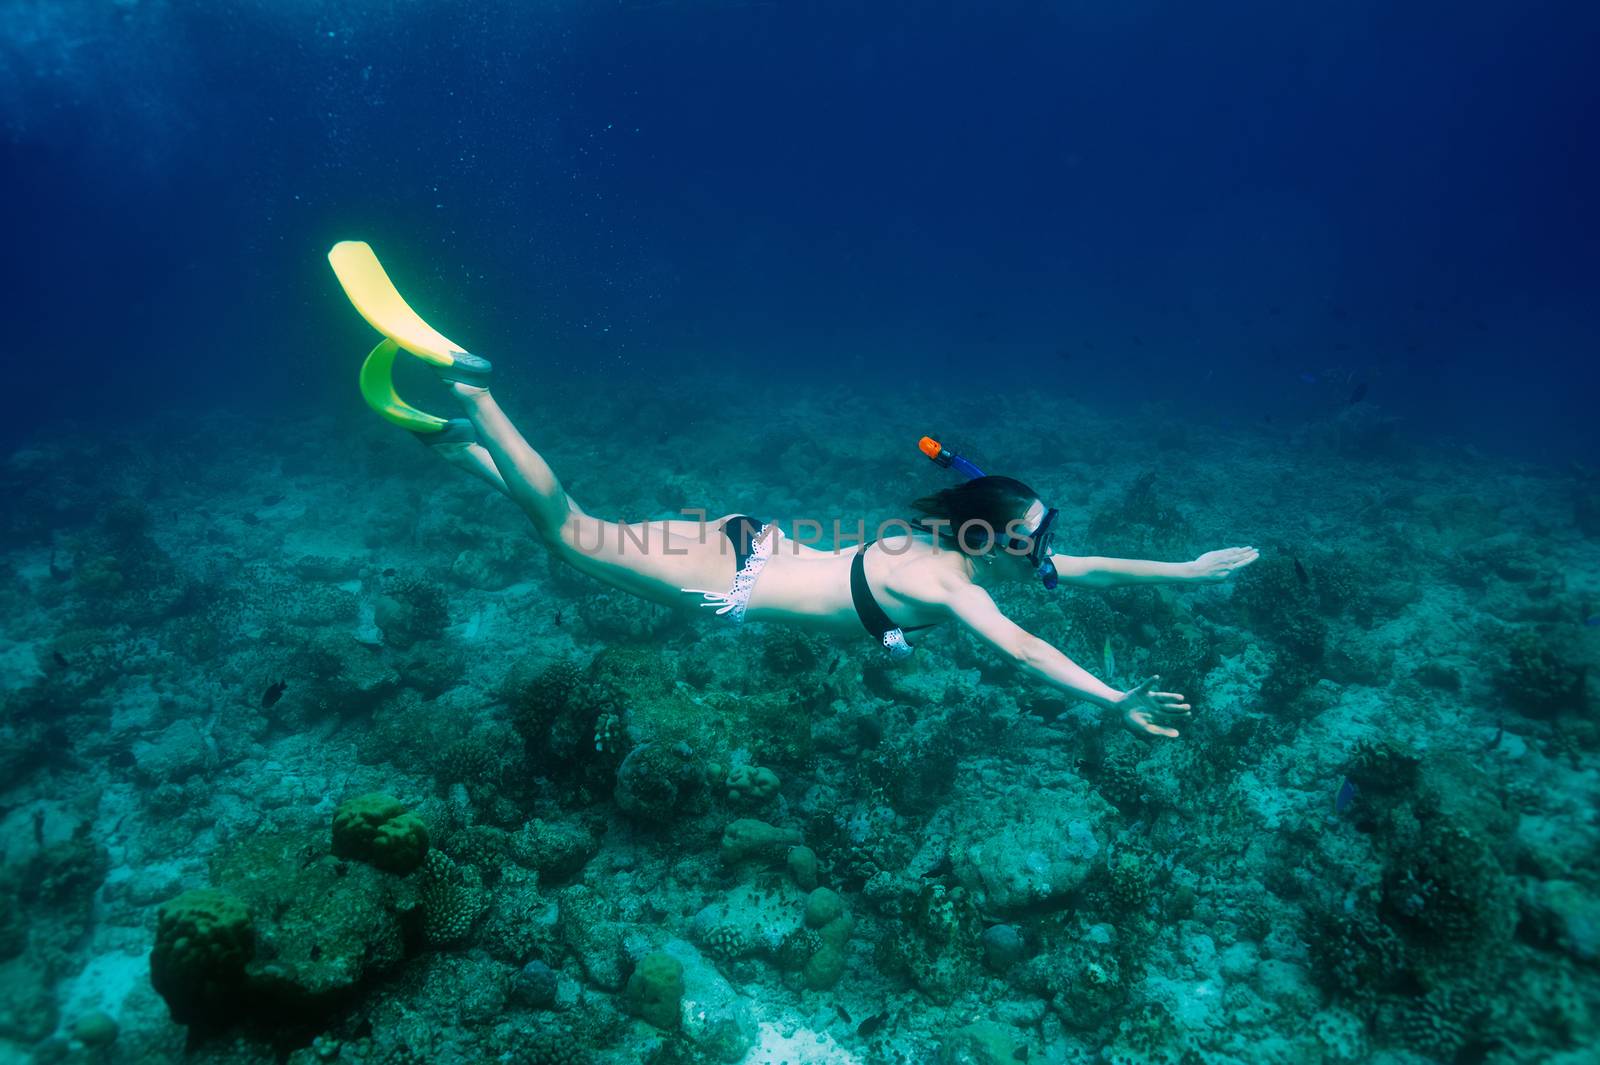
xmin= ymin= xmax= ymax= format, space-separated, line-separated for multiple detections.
xmin=743 ymin=529 xmax=958 ymax=634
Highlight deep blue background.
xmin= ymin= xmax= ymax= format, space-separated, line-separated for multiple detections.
xmin=4 ymin=0 xmax=1597 ymax=462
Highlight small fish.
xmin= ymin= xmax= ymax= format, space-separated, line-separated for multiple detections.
xmin=826 ymin=655 xmax=841 ymax=675
xmin=1334 ymin=777 xmax=1358 ymax=814
xmin=382 ymin=567 xmax=397 ymax=577
xmin=553 ymin=608 xmax=564 ymax=627
xmin=241 ymin=513 xmax=260 ymax=526
xmin=835 ymin=1005 xmax=852 ymax=1025
xmin=1348 ymin=382 xmax=1368 ymax=405
xmin=262 ymin=493 xmax=283 ymax=506
xmin=1102 ymin=636 xmax=1116 ymax=680
xmin=1298 ymin=371 xmax=1318 ymax=385
xmin=856 ymin=1011 xmax=889 ymax=1037
xmin=261 ymin=680 xmax=287 ymax=708
xmin=52 ymin=650 xmax=70 ymax=669
xmin=1585 ymin=615 xmax=1600 ymax=627
xmin=1293 ymin=558 xmax=1309 ymax=586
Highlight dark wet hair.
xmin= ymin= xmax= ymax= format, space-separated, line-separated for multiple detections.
xmin=910 ymin=475 xmax=1040 ymax=554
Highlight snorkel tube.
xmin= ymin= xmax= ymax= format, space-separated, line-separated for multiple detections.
xmin=919 ymin=436 xmax=988 ymax=480
xmin=918 ymin=437 xmax=1060 ymax=590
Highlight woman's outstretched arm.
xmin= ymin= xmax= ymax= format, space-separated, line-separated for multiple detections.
xmin=1051 ymin=546 xmax=1258 ymax=588
xmin=930 ymin=575 xmax=1193 ymax=738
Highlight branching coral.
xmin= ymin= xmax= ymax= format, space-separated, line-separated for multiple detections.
xmin=1500 ymin=629 xmax=1586 ymax=719
xmin=374 ymin=573 xmax=450 ymax=648
xmin=506 ymin=656 xmax=626 ymax=783
xmin=1379 ymin=825 xmax=1514 ymax=980
xmin=418 ymin=849 xmax=486 ymax=949
xmin=436 ymin=731 xmax=506 ymax=791
xmin=1308 ymin=903 xmax=1406 ymax=1001
xmin=1344 ymin=737 xmax=1422 ymax=797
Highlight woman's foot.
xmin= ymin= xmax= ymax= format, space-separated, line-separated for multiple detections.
xmin=417 ymin=417 xmax=479 ymax=445
xmin=433 ymin=351 xmax=492 ymax=389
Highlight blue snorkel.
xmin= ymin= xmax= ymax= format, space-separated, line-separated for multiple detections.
xmin=918 ymin=435 xmax=988 ymax=480
xmin=918 ymin=437 xmax=1060 ymax=590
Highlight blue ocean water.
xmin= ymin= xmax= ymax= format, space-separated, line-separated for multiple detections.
xmin=2 ymin=2 xmax=1598 ymax=1063
xmin=6 ymin=0 xmax=1599 ymax=460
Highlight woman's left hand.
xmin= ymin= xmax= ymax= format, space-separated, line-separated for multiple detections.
xmin=1116 ymin=675 xmax=1192 ymax=739
xmin=1187 ymin=546 xmax=1259 ymax=582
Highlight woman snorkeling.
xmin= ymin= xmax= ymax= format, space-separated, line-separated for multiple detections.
xmin=330 ymin=242 xmax=1258 ymax=740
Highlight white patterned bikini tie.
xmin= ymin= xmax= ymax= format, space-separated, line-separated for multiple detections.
xmin=880 ymin=627 xmax=915 ymax=660
xmin=680 ymin=523 xmax=775 ymax=624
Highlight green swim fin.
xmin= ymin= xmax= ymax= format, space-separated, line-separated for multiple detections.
xmin=358 ymin=338 xmax=452 ymax=434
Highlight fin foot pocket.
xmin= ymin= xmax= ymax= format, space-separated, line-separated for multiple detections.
xmin=431 ymin=351 xmax=493 ymax=388
xmin=415 ymin=418 xmax=478 ymax=447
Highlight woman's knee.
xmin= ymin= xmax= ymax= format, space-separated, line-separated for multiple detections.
xmin=552 ymin=514 xmax=604 ymax=558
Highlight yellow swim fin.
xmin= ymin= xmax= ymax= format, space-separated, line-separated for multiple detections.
xmin=358 ymin=338 xmax=453 ymax=434
xmin=328 ymin=241 xmax=492 ymax=385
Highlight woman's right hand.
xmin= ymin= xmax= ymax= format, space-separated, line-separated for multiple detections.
xmin=1116 ymin=675 xmax=1192 ymax=739
xmin=1187 ymin=546 xmax=1259 ymax=582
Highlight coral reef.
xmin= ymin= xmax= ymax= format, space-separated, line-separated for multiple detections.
xmin=1 ymin=387 xmax=1596 ymax=1065
xmin=331 ymin=793 xmax=430 ymax=874
xmin=623 ymin=951 xmax=684 ymax=1030
xmin=149 ymin=889 xmax=255 ymax=1026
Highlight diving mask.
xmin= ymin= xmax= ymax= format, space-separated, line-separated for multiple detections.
xmin=1007 ymin=506 xmax=1060 ymax=590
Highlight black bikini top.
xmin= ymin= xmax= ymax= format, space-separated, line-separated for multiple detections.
xmin=851 ymin=540 xmax=935 ymax=659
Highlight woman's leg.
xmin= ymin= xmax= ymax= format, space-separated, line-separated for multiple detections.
xmin=449 ymin=383 xmax=586 ymax=538
xmin=447 ymin=382 xmax=734 ymax=606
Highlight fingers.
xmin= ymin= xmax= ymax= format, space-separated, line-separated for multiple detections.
xmin=1151 ymin=691 xmax=1191 ymax=722
xmin=1131 ymin=712 xmax=1180 ymax=739
xmin=1123 ymin=678 xmax=1190 ymax=738
xmin=1218 ymin=546 xmax=1258 ymax=569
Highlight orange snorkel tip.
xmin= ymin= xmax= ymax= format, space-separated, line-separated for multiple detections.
xmin=920 ymin=435 xmax=985 ymax=479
